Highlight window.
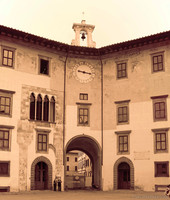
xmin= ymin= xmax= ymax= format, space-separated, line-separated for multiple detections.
xmin=36 ymin=129 xmax=50 ymax=153
xmin=152 ymin=52 xmax=164 ymax=72
xmin=80 ymin=93 xmax=88 ymax=100
xmin=67 ymin=166 xmax=69 ymax=171
xmin=30 ymin=94 xmax=55 ymax=123
xmin=115 ymin=100 xmax=130 ymax=125
xmin=152 ymin=128 xmax=169 ymax=153
xmin=50 ymin=96 xmax=55 ymax=123
xmin=75 ymin=166 xmax=77 ymax=171
xmin=79 ymin=108 xmax=89 ymax=125
xmin=155 ymin=161 xmax=169 ymax=177
xmin=119 ymin=136 xmax=128 ymax=152
xmin=39 ymin=56 xmax=50 ymax=75
xmin=1 ymin=46 xmax=15 ymax=68
xmin=77 ymin=103 xmax=91 ymax=126
xmin=86 ymin=159 xmax=89 ymax=167
xmin=30 ymin=93 xmax=35 ymax=120
xmin=67 ymin=157 xmax=69 ymax=162
xmin=36 ymin=94 xmax=42 ymax=121
xmin=43 ymin=95 xmax=49 ymax=122
xmin=75 ymin=157 xmax=77 ymax=162
xmin=0 ymin=161 xmax=10 ymax=176
xmin=151 ymin=95 xmax=168 ymax=121
xmin=115 ymin=130 xmax=131 ymax=154
xmin=0 ymin=90 xmax=14 ymax=117
xmin=0 ymin=130 xmax=9 ymax=150
xmin=117 ymin=62 xmax=127 ymax=79
xmin=37 ymin=133 xmax=47 ymax=151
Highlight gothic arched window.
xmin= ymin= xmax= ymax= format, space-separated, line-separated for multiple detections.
xmin=43 ymin=95 xmax=49 ymax=122
xmin=36 ymin=94 xmax=42 ymax=120
xmin=50 ymin=96 xmax=55 ymax=122
xmin=30 ymin=93 xmax=35 ymax=120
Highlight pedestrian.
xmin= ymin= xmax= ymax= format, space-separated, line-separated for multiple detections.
xmin=165 ymin=185 xmax=170 ymax=197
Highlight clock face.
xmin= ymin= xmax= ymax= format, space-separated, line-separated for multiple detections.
xmin=73 ymin=61 xmax=95 ymax=83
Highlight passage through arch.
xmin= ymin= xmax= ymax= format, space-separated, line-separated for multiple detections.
xmin=65 ymin=135 xmax=102 ymax=190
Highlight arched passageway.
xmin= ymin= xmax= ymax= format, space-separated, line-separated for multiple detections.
xmin=65 ymin=135 xmax=102 ymax=190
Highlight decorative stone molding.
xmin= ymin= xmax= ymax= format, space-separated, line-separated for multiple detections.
xmin=30 ymin=156 xmax=53 ymax=190
xmin=113 ymin=156 xmax=134 ymax=190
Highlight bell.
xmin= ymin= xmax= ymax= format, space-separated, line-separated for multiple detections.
xmin=81 ymin=32 xmax=86 ymax=40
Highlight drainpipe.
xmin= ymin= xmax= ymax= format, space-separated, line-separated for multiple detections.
xmin=98 ymin=50 xmax=104 ymax=190
xmin=63 ymin=47 xmax=69 ymax=165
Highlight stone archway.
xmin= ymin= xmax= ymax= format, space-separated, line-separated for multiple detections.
xmin=65 ymin=135 xmax=102 ymax=190
xmin=31 ymin=156 xmax=52 ymax=190
xmin=113 ymin=157 xmax=134 ymax=190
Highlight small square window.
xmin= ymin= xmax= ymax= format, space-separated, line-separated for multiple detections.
xmin=39 ymin=56 xmax=50 ymax=75
xmin=0 ymin=161 xmax=10 ymax=177
xmin=1 ymin=46 xmax=15 ymax=68
xmin=155 ymin=161 xmax=169 ymax=177
xmin=80 ymin=93 xmax=88 ymax=100
xmin=117 ymin=63 xmax=127 ymax=79
xmin=151 ymin=95 xmax=168 ymax=122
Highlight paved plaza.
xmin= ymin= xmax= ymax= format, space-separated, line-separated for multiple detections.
xmin=0 ymin=190 xmax=169 ymax=200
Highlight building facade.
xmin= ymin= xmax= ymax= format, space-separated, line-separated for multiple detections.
xmin=0 ymin=21 xmax=170 ymax=192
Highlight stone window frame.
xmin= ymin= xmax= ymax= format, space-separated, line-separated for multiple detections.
xmin=151 ymin=95 xmax=168 ymax=122
xmin=1 ymin=45 xmax=16 ymax=68
xmin=79 ymin=93 xmax=88 ymax=100
xmin=29 ymin=93 xmax=56 ymax=123
xmin=152 ymin=128 xmax=169 ymax=154
xmin=76 ymin=103 xmax=91 ymax=127
xmin=151 ymin=51 xmax=165 ymax=73
xmin=0 ymin=161 xmax=10 ymax=177
xmin=154 ymin=161 xmax=169 ymax=177
xmin=38 ymin=55 xmax=51 ymax=76
xmin=0 ymin=89 xmax=15 ymax=118
xmin=0 ymin=125 xmax=14 ymax=152
xmin=115 ymin=130 xmax=131 ymax=155
xmin=35 ymin=128 xmax=51 ymax=154
xmin=115 ymin=100 xmax=130 ymax=125
xmin=116 ymin=60 xmax=128 ymax=80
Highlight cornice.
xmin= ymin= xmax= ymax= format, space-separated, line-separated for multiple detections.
xmin=0 ymin=24 xmax=170 ymax=56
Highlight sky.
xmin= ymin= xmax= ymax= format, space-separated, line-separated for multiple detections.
xmin=0 ymin=0 xmax=170 ymax=48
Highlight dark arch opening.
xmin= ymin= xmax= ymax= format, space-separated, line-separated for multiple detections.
xmin=65 ymin=135 xmax=102 ymax=190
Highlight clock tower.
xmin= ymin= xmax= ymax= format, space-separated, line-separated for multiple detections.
xmin=71 ymin=20 xmax=96 ymax=48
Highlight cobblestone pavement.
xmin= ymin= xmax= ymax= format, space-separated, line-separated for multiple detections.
xmin=0 ymin=190 xmax=169 ymax=200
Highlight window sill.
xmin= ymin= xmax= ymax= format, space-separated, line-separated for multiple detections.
xmin=117 ymin=151 xmax=130 ymax=155
xmin=29 ymin=119 xmax=56 ymax=126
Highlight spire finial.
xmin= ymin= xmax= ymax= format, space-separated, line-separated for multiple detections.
xmin=82 ymin=11 xmax=85 ymax=20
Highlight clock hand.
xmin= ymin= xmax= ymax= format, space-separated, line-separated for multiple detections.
xmin=78 ymin=70 xmax=91 ymax=75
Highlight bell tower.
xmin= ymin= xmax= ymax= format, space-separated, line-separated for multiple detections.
xmin=71 ymin=20 xmax=96 ymax=48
